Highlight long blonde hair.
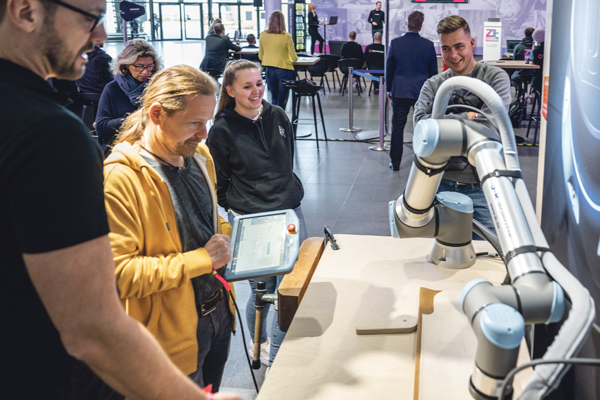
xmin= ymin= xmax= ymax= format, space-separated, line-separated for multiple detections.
xmin=214 ymin=60 xmax=262 ymax=121
xmin=115 ymin=65 xmax=218 ymax=146
xmin=308 ymin=2 xmax=316 ymax=16
xmin=266 ymin=11 xmax=286 ymax=34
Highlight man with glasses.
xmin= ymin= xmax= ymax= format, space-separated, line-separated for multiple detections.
xmin=413 ymin=15 xmax=511 ymax=237
xmin=0 ymin=0 xmax=240 ymax=399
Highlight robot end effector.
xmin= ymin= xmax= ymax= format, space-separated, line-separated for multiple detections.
xmin=389 ymin=117 xmax=501 ymax=268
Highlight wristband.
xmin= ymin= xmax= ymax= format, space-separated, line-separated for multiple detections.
xmin=202 ymin=384 xmax=214 ymax=400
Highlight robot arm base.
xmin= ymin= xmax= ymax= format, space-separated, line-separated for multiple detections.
xmin=429 ymin=240 xmax=476 ymax=269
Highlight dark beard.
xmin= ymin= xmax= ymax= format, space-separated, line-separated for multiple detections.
xmin=38 ymin=11 xmax=93 ymax=80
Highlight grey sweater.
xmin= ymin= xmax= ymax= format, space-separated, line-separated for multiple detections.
xmin=413 ymin=62 xmax=511 ymax=183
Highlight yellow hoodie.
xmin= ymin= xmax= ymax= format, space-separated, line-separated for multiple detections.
xmin=103 ymin=141 xmax=234 ymax=375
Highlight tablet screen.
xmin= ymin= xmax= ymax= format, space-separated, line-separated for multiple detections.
xmin=230 ymin=213 xmax=287 ymax=274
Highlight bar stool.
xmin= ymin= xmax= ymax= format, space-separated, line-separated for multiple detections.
xmin=526 ymin=89 xmax=541 ymax=145
xmin=290 ymin=85 xmax=328 ymax=149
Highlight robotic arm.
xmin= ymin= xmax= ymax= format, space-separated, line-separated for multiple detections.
xmin=389 ymin=76 xmax=595 ymax=400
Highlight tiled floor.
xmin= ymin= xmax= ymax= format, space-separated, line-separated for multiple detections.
xmin=103 ymin=40 xmax=540 ymax=399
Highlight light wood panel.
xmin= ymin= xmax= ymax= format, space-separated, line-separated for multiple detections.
xmin=258 ymin=235 xmax=530 ymax=399
xmin=279 ymin=237 xmax=325 ymax=332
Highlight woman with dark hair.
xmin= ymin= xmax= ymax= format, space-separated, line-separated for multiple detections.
xmin=258 ymin=11 xmax=298 ymax=109
xmin=95 ymin=39 xmax=162 ymax=151
xmin=307 ymin=3 xmax=324 ymax=55
xmin=206 ymin=60 xmax=306 ymax=367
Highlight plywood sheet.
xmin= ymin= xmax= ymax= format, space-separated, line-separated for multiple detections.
xmin=257 ymin=235 xmax=519 ymax=400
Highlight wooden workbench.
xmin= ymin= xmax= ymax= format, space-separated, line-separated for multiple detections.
xmin=484 ymin=60 xmax=540 ymax=70
xmin=263 ymin=235 xmax=532 ymax=399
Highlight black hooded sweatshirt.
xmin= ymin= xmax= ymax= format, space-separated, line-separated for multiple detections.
xmin=206 ymin=100 xmax=304 ymax=214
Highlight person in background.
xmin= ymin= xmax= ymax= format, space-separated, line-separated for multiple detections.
xmin=96 ymin=39 xmax=161 ymax=151
xmin=341 ymin=30 xmax=364 ymax=61
xmin=385 ymin=11 xmax=437 ymax=172
xmin=413 ymin=15 xmax=511 ymax=236
xmin=200 ymin=23 xmax=241 ymax=75
xmin=77 ymin=42 xmax=113 ymax=94
xmin=364 ymin=31 xmax=385 ymax=93
xmin=259 ymin=11 xmax=298 ymax=109
xmin=530 ymin=28 xmax=545 ymax=93
xmin=206 ymin=60 xmax=306 ymax=368
xmin=0 ymin=0 xmax=238 ymax=397
xmin=241 ymin=33 xmax=259 ymax=62
xmin=104 ymin=65 xmax=239 ymax=395
xmin=208 ymin=18 xmax=222 ymax=35
xmin=510 ymin=27 xmax=534 ymax=99
xmin=307 ymin=2 xmax=324 ymax=55
xmin=367 ymin=1 xmax=385 ymax=38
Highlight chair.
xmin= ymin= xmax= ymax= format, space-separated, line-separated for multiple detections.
xmin=338 ymin=58 xmax=364 ymax=96
xmin=320 ymin=54 xmax=341 ymax=89
xmin=288 ymin=84 xmax=328 ymax=149
xmin=328 ymin=41 xmax=344 ymax=57
xmin=77 ymin=92 xmax=101 ymax=131
xmin=366 ymin=55 xmax=385 ymax=96
xmin=307 ymin=58 xmax=331 ymax=93
xmin=526 ymin=89 xmax=541 ymax=145
xmin=513 ymin=72 xmax=534 ymax=125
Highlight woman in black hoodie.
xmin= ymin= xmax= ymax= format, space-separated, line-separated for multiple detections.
xmin=206 ymin=60 xmax=305 ymax=367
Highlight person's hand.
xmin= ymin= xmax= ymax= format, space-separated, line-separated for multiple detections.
xmin=387 ymin=92 xmax=392 ymax=101
xmin=467 ymin=111 xmax=479 ymax=120
xmin=372 ymin=21 xmax=377 ymax=26
xmin=213 ymin=393 xmax=243 ymax=400
xmin=204 ymin=234 xmax=232 ymax=269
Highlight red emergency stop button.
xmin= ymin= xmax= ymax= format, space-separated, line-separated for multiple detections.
xmin=287 ymin=224 xmax=297 ymax=234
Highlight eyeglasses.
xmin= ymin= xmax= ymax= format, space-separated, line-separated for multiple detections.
xmin=43 ymin=0 xmax=105 ymax=32
xmin=131 ymin=64 xmax=155 ymax=72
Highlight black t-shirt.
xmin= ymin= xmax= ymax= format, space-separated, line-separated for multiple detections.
xmin=365 ymin=43 xmax=385 ymax=68
xmin=0 ymin=59 xmax=110 ymax=398
xmin=368 ymin=10 xmax=385 ymax=30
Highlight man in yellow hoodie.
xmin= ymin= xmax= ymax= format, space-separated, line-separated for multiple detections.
xmin=103 ymin=65 xmax=239 ymax=396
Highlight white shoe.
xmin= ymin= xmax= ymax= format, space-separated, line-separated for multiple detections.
xmin=249 ymin=337 xmax=270 ymax=366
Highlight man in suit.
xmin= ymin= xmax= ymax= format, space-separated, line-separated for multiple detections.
xmin=341 ymin=31 xmax=364 ymax=61
xmin=385 ymin=11 xmax=438 ymax=171
xmin=200 ymin=24 xmax=241 ymax=75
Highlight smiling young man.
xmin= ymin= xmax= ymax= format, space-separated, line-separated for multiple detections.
xmin=413 ymin=15 xmax=511 ymax=236
xmin=103 ymin=65 xmax=240 ymax=395
xmin=0 ymin=0 xmax=240 ymax=399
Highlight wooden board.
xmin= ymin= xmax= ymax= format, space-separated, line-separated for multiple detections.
xmin=414 ymin=288 xmax=441 ymax=400
xmin=278 ymin=237 xmax=325 ymax=332
xmin=356 ymin=315 xmax=417 ymax=335
xmin=484 ymin=60 xmax=540 ymax=70
xmin=258 ymin=235 xmax=527 ymax=400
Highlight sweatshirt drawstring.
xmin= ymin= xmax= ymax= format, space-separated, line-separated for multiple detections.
xmin=255 ymin=116 xmax=270 ymax=153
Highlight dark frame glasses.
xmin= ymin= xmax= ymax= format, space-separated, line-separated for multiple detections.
xmin=43 ymin=0 xmax=105 ymax=32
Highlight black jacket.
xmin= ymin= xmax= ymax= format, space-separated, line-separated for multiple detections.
xmin=308 ymin=11 xmax=320 ymax=36
xmin=206 ymin=100 xmax=304 ymax=214
xmin=200 ymin=33 xmax=242 ymax=72
xmin=341 ymin=41 xmax=364 ymax=61
xmin=77 ymin=47 xmax=113 ymax=93
xmin=365 ymin=43 xmax=385 ymax=68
